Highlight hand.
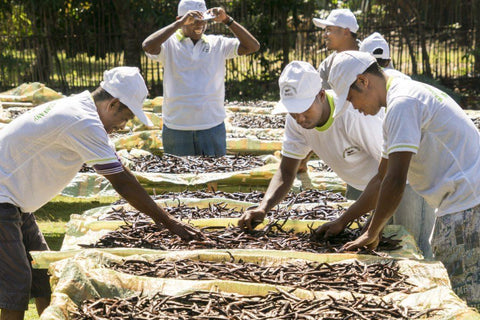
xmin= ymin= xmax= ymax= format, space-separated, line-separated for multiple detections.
xmin=238 ymin=207 xmax=266 ymax=230
xmin=163 ymin=218 xmax=203 ymax=241
xmin=178 ymin=10 xmax=204 ymax=25
xmin=206 ymin=7 xmax=227 ymax=23
xmin=314 ymin=219 xmax=346 ymax=240
xmin=342 ymin=231 xmax=380 ymax=251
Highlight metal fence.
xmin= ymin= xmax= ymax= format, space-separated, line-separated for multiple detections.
xmin=0 ymin=0 xmax=477 ymax=97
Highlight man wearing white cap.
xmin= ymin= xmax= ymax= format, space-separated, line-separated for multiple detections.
xmin=238 ymin=60 xmax=385 ymax=230
xmin=327 ymin=50 xmax=480 ymax=307
xmin=0 ymin=66 xmax=201 ymax=319
xmin=360 ymin=32 xmax=410 ymax=80
xmin=359 ymin=32 xmax=435 ymax=254
xmin=313 ymin=8 xmax=360 ymax=90
xmin=143 ymin=0 xmax=259 ymax=156
xmin=306 ymin=8 xmax=360 ymax=196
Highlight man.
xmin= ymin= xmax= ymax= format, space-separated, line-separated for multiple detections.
xmin=0 ymin=67 xmax=201 ymax=319
xmin=313 ymin=8 xmax=359 ymax=89
xmin=359 ymin=32 xmax=435 ymax=256
xmin=306 ymin=8 xmax=360 ymax=195
xmin=326 ymin=50 xmax=480 ymax=307
xmin=359 ymin=32 xmax=411 ymax=79
xmin=142 ymin=0 xmax=259 ymax=156
xmin=238 ymin=60 xmax=385 ymax=230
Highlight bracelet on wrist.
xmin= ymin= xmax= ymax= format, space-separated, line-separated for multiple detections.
xmin=223 ymin=16 xmax=234 ymax=27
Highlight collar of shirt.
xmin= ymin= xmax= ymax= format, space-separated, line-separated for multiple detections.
xmin=315 ymin=92 xmax=335 ymax=132
xmin=175 ymin=29 xmax=209 ymax=43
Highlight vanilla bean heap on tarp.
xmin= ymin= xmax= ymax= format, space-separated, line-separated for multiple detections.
xmin=80 ymin=220 xmax=401 ymax=253
xmin=111 ymin=189 xmax=347 ymax=205
xmin=100 ymin=202 xmax=350 ymax=222
xmin=231 ymin=114 xmax=286 ymax=129
xmin=70 ymin=289 xmax=439 ymax=320
xmin=109 ymin=258 xmax=413 ymax=296
xmin=129 ymin=154 xmax=266 ymax=174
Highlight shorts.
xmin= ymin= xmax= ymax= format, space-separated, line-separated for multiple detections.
xmin=0 ymin=203 xmax=51 ymax=311
xmin=162 ymin=122 xmax=227 ymax=157
xmin=431 ymin=203 xmax=480 ymax=309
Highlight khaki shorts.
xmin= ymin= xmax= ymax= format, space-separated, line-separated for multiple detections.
xmin=0 ymin=203 xmax=51 ymax=311
xmin=431 ymin=203 xmax=480 ymax=309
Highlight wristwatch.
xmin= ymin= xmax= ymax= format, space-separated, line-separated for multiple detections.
xmin=223 ymin=16 xmax=234 ymax=27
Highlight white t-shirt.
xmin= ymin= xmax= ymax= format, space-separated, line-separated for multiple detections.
xmin=282 ymin=91 xmax=384 ymax=190
xmin=146 ymin=30 xmax=239 ymax=130
xmin=383 ymin=77 xmax=480 ymax=216
xmin=0 ymin=91 xmax=123 ymax=212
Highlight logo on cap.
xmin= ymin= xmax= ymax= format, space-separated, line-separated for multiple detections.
xmin=282 ymin=85 xmax=297 ymax=98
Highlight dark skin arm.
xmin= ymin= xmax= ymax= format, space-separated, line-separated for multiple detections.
xmin=314 ymin=158 xmax=388 ymax=239
xmin=343 ymin=151 xmax=413 ymax=251
xmin=104 ymin=168 xmax=202 ymax=240
xmin=142 ymin=10 xmax=202 ymax=55
xmin=207 ymin=7 xmax=260 ymax=55
xmin=142 ymin=8 xmax=259 ymax=56
xmin=238 ymin=156 xmax=300 ymax=230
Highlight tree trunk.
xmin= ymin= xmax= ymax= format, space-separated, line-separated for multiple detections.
xmin=112 ymin=0 xmax=141 ymax=68
xmin=474 ymin=0 xmax=480 ymax=75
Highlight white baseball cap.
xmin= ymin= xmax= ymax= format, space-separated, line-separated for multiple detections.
xmin=360 ymin=32 xmax=390 ymax=59
xmin=273 ymin=61 xmax=322 ymax=114
xmin=178 ymin=0 xmax=207 ymax=16
xmin=100 ymin=67 xmax=153 ymax=127
xmin=328 ymin=51 xmax=376 ymax=118
xmin=313 ymin=9 xmax=359 ymax=33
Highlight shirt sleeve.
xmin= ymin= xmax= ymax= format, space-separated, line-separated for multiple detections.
xmin=65 ymin=120 xmax=124 ymax=175
xmin=383 ymin=97 xmax=422 ymax=157
xmin=144 ymin=38 xmax=169 ymax=64
xmin=281 ymin=115 xmax=312 ymax=159
xmin=221 ymin=36 xmax=240 ymax=59
xmin=318 ymin=53 xmax=335 ymax=90
xmin=346 ymin=107 xmax=384 ymax=163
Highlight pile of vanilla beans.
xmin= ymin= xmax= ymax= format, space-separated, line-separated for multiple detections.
xmin=80 ymin=220 xmax=400 ymax=253
xmin=231 ymin=114 xmax=286 ymax=129
xmin=100 ymin=202 xmax=349 ymax=222
xmin=109 ymin=258 xmax=412 ymax=296
xmin=129 ymin=154 xmax=265 ymax=174
xmin=111 ymin=189 xmax=347 ymax=205
xmin=71 ymin=289 xmax=438 ymax=319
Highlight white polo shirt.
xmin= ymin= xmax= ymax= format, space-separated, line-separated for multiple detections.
xmin=146 ymin=30 xmax=239 ymax=130
xmin=0 ymin=91 xmax=123 ymax=212
xmin=382 ymin=77 xmax=480 ymax=216
xmin=384 ymin=67 xmax=411 ymax=80
xmin=282 ymin=91 xmax=384 ymax=190
xmin=318 ymin=52 xmax=337 ymax=90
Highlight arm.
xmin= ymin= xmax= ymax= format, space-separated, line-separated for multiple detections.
xmin=142 ymin=11 xmax=203 ymax=55
xmin=238 ymin=156 xmax=300 ymax=230
xmin=343 ymin=151 xmax=413 ymax=250
xmin=314 ymin=157 xmax=388 ymax=239
xmin=104 ymin=168 xmax=202 ymax=240
xmin=208 ymin=7 xmax=260 ymax=55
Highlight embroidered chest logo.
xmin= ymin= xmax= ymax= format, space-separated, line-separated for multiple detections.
xmin=281 ymin=85 xmax=297 ymax=98
xmin=343 ymin=146 xmax=360 ymax=158
xmin=202 ymin=44 xmax=211 ymax=53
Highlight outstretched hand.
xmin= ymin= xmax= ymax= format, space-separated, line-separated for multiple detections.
xmin=238 ymin=207 xmax=266 ymax=231
xmin=165 ymin=219 xmax=203 ymax=241
xmin=342 ymin=231 xmax=380 ymax=251
xmin=313 ymin=219 xmax=345 ymax=240
xmin=178 ymin=10 xmax=204 ymax=25
xmin=206 ymin=7 xmax=228 ymax=23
